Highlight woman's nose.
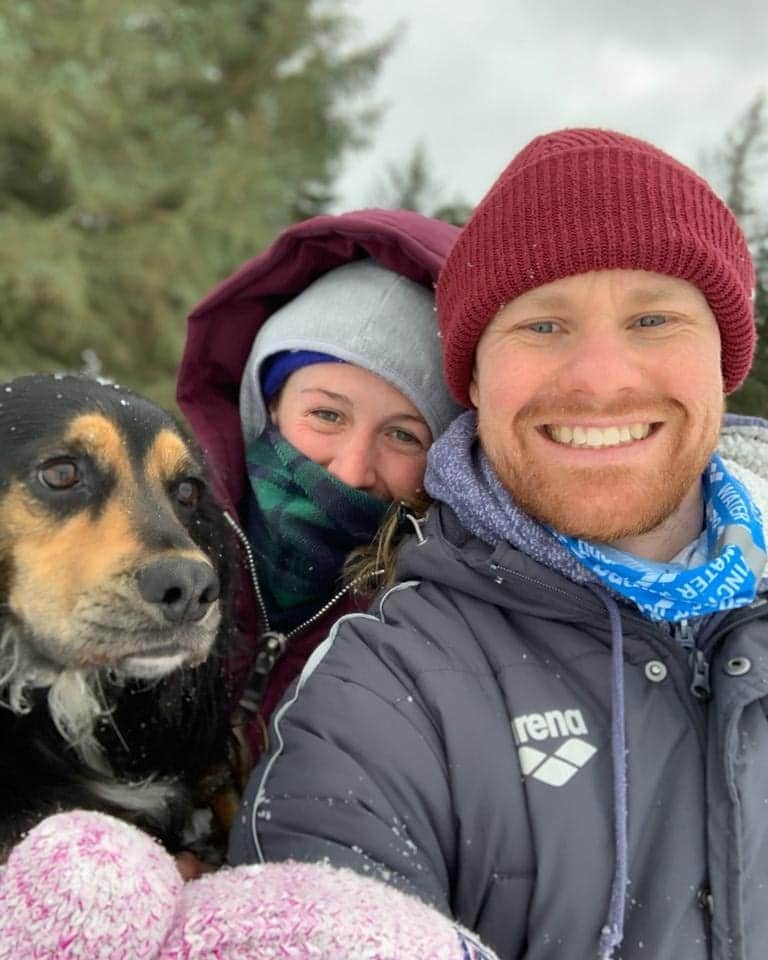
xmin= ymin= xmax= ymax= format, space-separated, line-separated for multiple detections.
xmin=327 ymin=435 xmax=377 ymax=491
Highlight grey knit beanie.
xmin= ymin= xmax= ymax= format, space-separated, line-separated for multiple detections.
xmin=240 ymin=259 xmax=461 ymax=446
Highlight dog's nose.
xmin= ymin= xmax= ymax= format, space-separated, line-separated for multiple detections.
xmin=136 ymin=559 xmax=220 ymax=623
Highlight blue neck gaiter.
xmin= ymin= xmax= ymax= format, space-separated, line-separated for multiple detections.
xmin=553 ymin=453 xmax=767 ymax=622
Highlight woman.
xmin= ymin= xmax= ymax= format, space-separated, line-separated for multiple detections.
xmin=176 ymin=209 xmax=461 ymax=766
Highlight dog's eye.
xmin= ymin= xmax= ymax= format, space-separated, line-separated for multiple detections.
xmin=39 ymin=459 xmax=80 ymax=490
xmin=174 ymin=478 xmax=202 ymax=509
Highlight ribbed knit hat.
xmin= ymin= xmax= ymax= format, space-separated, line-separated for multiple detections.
xmin=437 ymin=128 xmax=757 ymax=404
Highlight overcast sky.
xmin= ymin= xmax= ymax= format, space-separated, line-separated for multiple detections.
xmin=332 ymin=0 xmax=767 ymax=213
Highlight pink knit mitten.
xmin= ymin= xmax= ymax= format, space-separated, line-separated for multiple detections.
xmin=0 ymin=810 xmax=182 ymax=960
xmin=163 ymin=859 xmax=493 ymax=959
xmin=0 ymin=811 xmax=498 ymax=960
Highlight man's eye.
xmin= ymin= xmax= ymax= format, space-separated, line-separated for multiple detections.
xmin=39 ymin=459 xmax=80 ymax=490
xmin=527 ymin=320 xmax=559 ymax=334
xmin=636 ymin=314 xmax=667 ymax=328
xmin=174 ymin=478 xmax=203 ymax=508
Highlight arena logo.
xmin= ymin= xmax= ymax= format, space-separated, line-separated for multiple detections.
xmin=511 ymin=708 xmax=597 ymax=787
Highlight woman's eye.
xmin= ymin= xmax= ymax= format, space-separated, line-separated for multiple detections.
xmin=39 ymin=459 xmax=80 ymax=490
xmin=174 ymin=478 xmax=203 ymax=508
xmin=311 ymin=409 xmax=341 ymax=423
xmin=636 ymin=313 xmax=667 ymax=328
xmin=390 ymin=428 xmax=422 ymax=447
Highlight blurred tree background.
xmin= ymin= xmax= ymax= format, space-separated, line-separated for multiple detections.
xmin=372 ymin=142 xmax=473 ymax=227
xmin=0 ymin=0 xmax=390 ymax=407
xmin=714 ymin=91 xmax=768 ymax=415
xmin=0 ymin=1 xmax=765 ymax=413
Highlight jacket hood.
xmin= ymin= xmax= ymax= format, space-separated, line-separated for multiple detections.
xmin=717 ymin=414 xmax=768 ymax=501
xmin=177 ymin=209 xmax=460 ymax=514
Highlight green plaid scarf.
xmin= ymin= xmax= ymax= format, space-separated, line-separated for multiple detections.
xmin=244 ymin=426 xmax=388 ymax=630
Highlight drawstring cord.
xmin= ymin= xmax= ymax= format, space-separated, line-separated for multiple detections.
xmin=589 ymin=585 xmax=628 ymax=960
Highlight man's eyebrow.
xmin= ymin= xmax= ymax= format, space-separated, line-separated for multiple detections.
xmin=514 ymin=291 xmax=572 ymax=311
xmin=623 ymin=284 xmax=697 ymax=305
xmin=516 ymin=282 xmax=698 ymax=312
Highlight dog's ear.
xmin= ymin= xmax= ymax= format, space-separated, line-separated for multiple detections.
xmin=171 ymin=423 xmax=239 ymax=650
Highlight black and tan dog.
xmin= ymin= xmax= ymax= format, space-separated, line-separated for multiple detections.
xmin=0 ymin=373 xmax=235 ymax=859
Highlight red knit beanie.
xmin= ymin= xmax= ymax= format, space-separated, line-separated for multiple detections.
xmin=437 ymin=128 xmax=756 ymax=405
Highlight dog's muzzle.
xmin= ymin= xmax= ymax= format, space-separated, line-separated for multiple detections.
xmin=135 ymin=558 xmax=220 ymax=624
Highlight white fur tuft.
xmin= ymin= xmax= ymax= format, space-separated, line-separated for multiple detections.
xmin=0 ymin=622 xmax=111 ymax=772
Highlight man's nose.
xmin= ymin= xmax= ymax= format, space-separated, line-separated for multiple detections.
xmin=327 ymin=435 xmax=377 ymax=491
xmin=557 ymin=327 xmax=647 ymax=397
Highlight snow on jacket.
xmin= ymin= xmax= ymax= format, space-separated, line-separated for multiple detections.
xmin=229 ymin=416 xmax=768 ymax=960
xmin=176 ymin=210 xmax=459 ymax=754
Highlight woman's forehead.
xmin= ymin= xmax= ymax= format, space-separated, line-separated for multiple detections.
xmin=282 ymin=363 xmax=426 ymax=419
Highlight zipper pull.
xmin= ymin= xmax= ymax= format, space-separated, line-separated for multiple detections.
xmin=689 ymin=648 xmax=711 ymax=701
xmin=238 ymin=631 xmax=288 ymax=713
xmin=253 ymin=630 xmax=287 ymax=677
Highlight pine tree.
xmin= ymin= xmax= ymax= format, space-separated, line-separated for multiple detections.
xmin=374 ymin=143 xmax=472 ymax=226
xmin=0 ymin=1 xmax=390 ymax=406
xmin=719 ymin=92 xmax=768 ymax=415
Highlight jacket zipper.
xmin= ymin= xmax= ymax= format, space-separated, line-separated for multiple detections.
xmin=689 ymin=647 xmax=711 ymax=700
xmin=487 ymin=561 xmax=598 ymax=611
xmin=224 ymin=511 xmax=270 ymax=629
xmin=224 ymin=510 xmax=380 ymax=706
xmin=673 ymin=619 xmax=712 ymax=702
xmin=682 ymin=598 xmax=768 ymax=702
xmin=674 ymin=598 xmax=768 ymax=703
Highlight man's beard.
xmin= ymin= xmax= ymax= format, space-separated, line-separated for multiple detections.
xmin=477 ymin=394 xmax=723 ymax=543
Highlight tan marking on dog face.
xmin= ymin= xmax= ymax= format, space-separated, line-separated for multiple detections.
xmin=145 ymin=429 xmax=196 ymax=485
xmin=65 ymin=414 xmax=132 ymax=481
xmin=1 ymin=483 xmax=144 ymax=645
xmin=0 ymin=418 xmax=217 ymax=669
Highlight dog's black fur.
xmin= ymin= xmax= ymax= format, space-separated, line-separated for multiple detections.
xmin=0 ymin=373 xmax=235 ymax=859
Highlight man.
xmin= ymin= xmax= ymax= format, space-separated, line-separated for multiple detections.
xmin=230 ymin=129 xmax=768 ymax=960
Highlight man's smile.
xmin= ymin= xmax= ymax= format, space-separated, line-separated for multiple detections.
xmin=544 ymin=422 xmax=654 ymax=448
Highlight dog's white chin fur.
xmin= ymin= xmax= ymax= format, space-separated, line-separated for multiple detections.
xmin=120 ymin=651 xmax=190 ymax=680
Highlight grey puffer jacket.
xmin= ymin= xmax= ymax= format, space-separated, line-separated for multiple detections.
xmin=229 ymin=418 xmax=768 ymax=960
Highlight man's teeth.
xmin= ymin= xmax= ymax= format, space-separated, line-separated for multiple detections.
xmin=547 ymin=423 xmax=651 ymax=447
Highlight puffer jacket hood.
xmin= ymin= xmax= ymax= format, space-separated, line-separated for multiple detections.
xmin=177 ymin=209 xmax=460 ymax=515
xmin=175 ymin=210 xmax=460 ymax=754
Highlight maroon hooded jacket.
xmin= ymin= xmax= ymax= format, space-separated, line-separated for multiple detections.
xmin=177 ymin=209 xmax=460 ymax=760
